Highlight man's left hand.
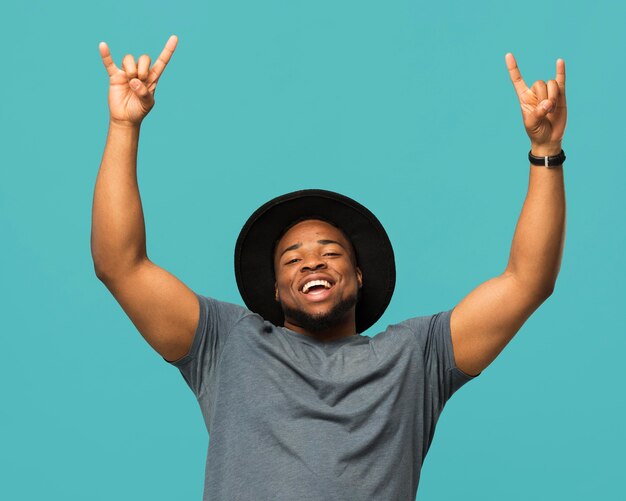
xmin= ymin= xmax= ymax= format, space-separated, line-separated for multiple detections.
xmin=506 ymin=53 xmax=567 ymax=156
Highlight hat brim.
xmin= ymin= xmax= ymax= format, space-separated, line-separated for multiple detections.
xmin=234 ymin=189 xmax=395 ymax=333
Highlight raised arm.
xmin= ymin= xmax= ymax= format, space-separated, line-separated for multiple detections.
xmin=449 ymin=54 xmax=567 ymax=376
xmin=91 ymin=36 xmax=199 ymax=362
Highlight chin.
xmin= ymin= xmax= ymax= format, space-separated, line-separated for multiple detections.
xmin=282 ymin=296 xmax=357 ymax=333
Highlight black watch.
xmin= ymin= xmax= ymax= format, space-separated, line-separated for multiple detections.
xmin=528 ymin=149 xmax=566 ymax=168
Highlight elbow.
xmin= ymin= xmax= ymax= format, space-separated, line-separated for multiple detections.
xmin=91 ymin=244 xmax=108 ymax=281
xmin=541 ymin=285 xmax=555 ymax=303
xmin=91 ymin=249 xmax=109 ymax=282
xmin=537 ymin=282 xmax=556 ymax=302
xmin=93 ymin=261 xmax=111 ymax=283
xmin=91 ymin=254 xmax=118 ymax=283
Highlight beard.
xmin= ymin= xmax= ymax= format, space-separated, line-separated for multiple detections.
xmin=281 ymin=293 xmax=358 ymax=334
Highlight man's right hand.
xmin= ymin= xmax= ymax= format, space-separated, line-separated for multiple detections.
xmin=99 ymin=35 xmax=178 ymax=127
xmin=94 ymin=34 xmax=199 ymax=363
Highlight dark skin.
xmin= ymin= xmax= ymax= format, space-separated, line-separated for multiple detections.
xmin=94 ymin=37 xmax=565 ymax=377
xmin=273 ymin=219 xmax=363 ymax=342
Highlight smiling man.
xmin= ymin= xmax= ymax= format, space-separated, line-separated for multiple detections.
xmin=274 ymin=219 xmax=363 ymax=339
xmin=92 ymin=35 xmax=567 ymax=500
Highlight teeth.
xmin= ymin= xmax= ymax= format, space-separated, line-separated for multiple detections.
xmin=302 ymin=280 xmax=332 ymax=293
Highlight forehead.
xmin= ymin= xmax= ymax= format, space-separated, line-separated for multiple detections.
xmin=275 ymin=219 xmax=352 ymax=252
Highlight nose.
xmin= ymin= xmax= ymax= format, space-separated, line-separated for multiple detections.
xmin=300 ymin=254 xmax=326 ymax=272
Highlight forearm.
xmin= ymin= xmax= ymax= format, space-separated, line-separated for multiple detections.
xmin=91 ymin=121 xmax=148 ymax=278
xmin=504 ymin=163 xmax=566 ymax=296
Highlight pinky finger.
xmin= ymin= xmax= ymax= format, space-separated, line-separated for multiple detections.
xmin=147 ymin=35 xmax=178 ymax=86
xmin=555 ymin=58 xmax=566 ymax=89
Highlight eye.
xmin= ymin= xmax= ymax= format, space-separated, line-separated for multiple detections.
xmin=285 ymin=257 xmax=300 ymax=265
xmin=324 ymin=252 xmax=340 ymax=257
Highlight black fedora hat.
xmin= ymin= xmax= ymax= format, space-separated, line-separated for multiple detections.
xmin=234 ymin=189 xmax=395 ymax=333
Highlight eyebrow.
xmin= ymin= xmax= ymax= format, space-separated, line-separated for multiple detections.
xmin=278 ymin=239 xmax=346 ymax=258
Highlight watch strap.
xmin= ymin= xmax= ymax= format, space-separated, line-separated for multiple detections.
xmin=528 ymin=149 xmax=566 ymax=167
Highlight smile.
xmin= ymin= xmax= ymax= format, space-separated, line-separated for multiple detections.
xmin=301 ymin=279 xmax=333 ymax=294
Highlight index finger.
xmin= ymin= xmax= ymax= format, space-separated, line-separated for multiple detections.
xmin=99 ymin=42 xmax=119 ymax=77
xmin=147 ymin=35 xmax=178 ymax=86
xmin=505 ymin=52 xmax=529 ymax=98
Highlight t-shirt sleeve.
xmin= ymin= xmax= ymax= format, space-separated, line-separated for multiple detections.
xmin=163 ymin=293 xmax=248 ymax=398
xmin=403 ymin=308 xmax=478 ymax=408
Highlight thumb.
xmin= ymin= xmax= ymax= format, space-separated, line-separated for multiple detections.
xmin=533 ymin=99 xmax=555 ymax=120
xmin=129 ymin=78 xmax=151 ymax=101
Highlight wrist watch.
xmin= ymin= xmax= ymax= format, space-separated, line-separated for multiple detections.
xmin=528 ymin=149 xmax=566 ymax=168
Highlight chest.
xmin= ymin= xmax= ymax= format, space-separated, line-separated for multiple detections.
xmin=212 ymin=328 xmax=424 ymax=422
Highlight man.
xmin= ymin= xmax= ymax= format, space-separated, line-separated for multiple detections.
xmin=92 ymin=35 xmax=566 ymax=500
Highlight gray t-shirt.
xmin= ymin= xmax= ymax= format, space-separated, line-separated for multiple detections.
xmin=167 ymin=293 xmax=476 ymax=500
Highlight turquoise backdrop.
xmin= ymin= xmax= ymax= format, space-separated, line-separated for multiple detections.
xmin=1 ymin=0 xmax=624 ymax=499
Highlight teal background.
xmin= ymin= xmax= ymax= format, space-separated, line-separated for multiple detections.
xmin=1 ymin=0 xmax=624 ymax=499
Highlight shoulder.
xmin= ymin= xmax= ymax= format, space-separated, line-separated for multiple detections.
xmin=381 ymin=310 xmax=451 ymax=333
xmin=198 ymin=294 xmax=251 ymax=317
xmin=195 ymin=294 xmax=262 ymax=334
xmin=373 ymin=310 xmax=453 ymax=347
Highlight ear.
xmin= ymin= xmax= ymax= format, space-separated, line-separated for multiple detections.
xmin=274 ymin=283 xmax=280 ymax=302
xmin=356 ymin=267 xmax=363 ymax=288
